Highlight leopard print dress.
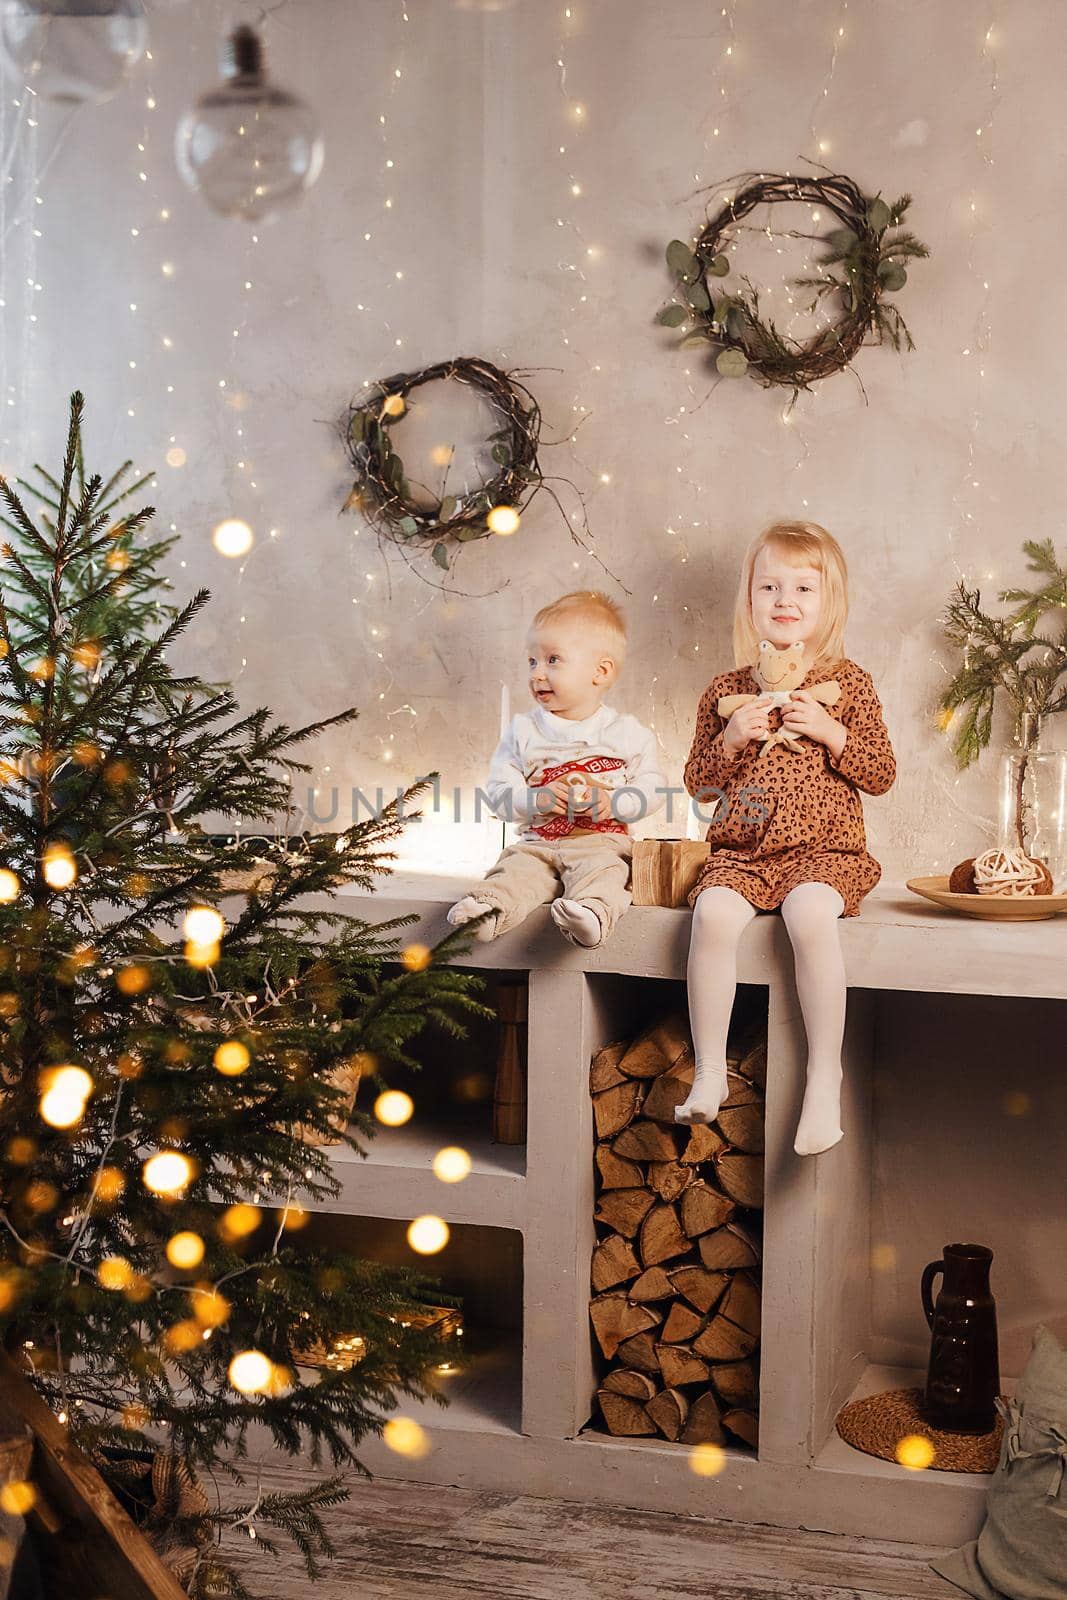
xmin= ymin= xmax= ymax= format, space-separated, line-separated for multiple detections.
xmin=684 ymin=657 xmax=896 ymax=917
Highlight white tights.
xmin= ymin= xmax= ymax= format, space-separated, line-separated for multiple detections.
xmin=678 ymin=882 xmax=847 ymax=1156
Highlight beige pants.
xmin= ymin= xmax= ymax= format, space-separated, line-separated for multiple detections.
xmin=468 ymin=833 xmax=633 ymax=941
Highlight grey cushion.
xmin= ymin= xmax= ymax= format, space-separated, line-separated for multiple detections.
xmin=931 ymin=1324 xmax=1067 ymax=1600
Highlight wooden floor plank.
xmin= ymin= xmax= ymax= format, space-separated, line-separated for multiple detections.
xmin=218 ymin=1469 xmax=963 ymax=1600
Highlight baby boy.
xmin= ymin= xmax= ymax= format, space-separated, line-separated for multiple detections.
xmin=446 ymin=590 xmax=665 ymax=949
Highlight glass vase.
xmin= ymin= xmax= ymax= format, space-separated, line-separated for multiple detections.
xmin=996 ymin=715 xmax=1067 ymax=891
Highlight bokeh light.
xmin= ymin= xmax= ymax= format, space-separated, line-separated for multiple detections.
xmin=688 ymin=1442 xmax=727 ymax=1477
xmin=375 ymin=1090 xmax=414 ymax=1126
xmin=166 ymin=1232 xmax=206 ymax=1270
xmin=0 ymin=869 xmax=20 ymax=902
xmin=228 ymin=1350 xmax=273 ymax=1395
xmin=432 ymin=1146 xmax=472 ymax=1183
xmin=895 ymin=1434 xmax=936 ymax=1470
xmin=182 ymin=907 xmax=225 ymax=945
xmin=39 ymin=1065 xmax=93 ymax=1129
xmin=407 ymin=1215 xmax=449 ymax=1254
xmin=382 ymin=1417 xmax=431 ymax=1458
xmin=212 ymin=519 xmax=254 ymax=558
xmin=487 ymin=505 xmax=521 ymax=536
xmin=143 ymin=1151 xmax=193 ymax=1196
xmin=214 ymin=1040 xmax=250 ymax=1076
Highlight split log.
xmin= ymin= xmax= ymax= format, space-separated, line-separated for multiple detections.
xmin=692 ymin=1312 xmax=759 ymax=1363
xmin=660 ymin=1300 xmax=705 ymax=1344
xmin=721 ymin=1071 xmax=761 ymax=1109
xmin=597 ymin=1392 xmax=657 ymax=1436
xmin=711 ymin=1357 xmax=759 ymax=1408
xmin=719 ymin=1271 xmax=761 ymax=1339
xmin=679 ymin=1124 xmax=725 ymax=1165
xmin=668 ymin=1265 xmax=728 ymax=1315
xmin=594 ymin=1188 xmax=656 ymax=1239
xmin=698 ymin=1221 xmax=762 ymax=1270
xmin=642 ymin=1069 xmax=693 ymax=1123
xmin=723 ymin=1408 xmax=760 ymax=1448
xmin=737 ymin=1039 xmax=767 ymax=1088
xmin=679 ymin=1181 xmax=735 ymax=1239
xmin=646 ymin=1159 xmax=698 ymax=1205
xmin=589 ymin=1039 xmax=629 ymax=1092
xmin=716 ymin=1100 xmax=764 ymax=1154
xmin=614 ymin=1329 xmax=662 ymax=1374
xmin=646 ymin=1387 xmax=689 ymax=1441
xmin=596 ymin=1146 xmax=644 ymax=1190
xmin=593 ymin=1081 xmax=644 ymax=1140
xmin=589 ymin=1295 xmax=660 ymax=1360
xmin=611 ymin=1120 xmax=678 ymax=1163
xmin=638 ymin=1202 xmax=690 ymax=1267
xmin=657 ymin=1343 xmax=710 ymax=1389
xmin=591 ymin=1234 xmax=641 ymax=1292
xmin=680 ymin=1389 xmax=726 ymax=1446
xmin=713 ymin=1150 xmax=764 ymax=1209
xmin=628 ymin=1265 xmax=676 ymax=1302
xmin=600 ymin=1369 xmax=658 ymax=1401
xmin=617 ymin=1013 xmax=690 ymax=1079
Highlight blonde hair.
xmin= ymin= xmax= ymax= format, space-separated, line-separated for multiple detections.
xmin=732 ymin=521 xmax=848 ymax=674
xmin=531 ymin=590 xmax=627 ymax=672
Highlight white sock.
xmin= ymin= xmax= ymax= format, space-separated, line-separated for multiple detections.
xmin=550 ymin=898 xmax=603 ymax=948
xmin=674 ymin=1059 xmax=729 ymax=1125
xmin=446 ymin=896 xmax=499 ymax=942
xmin=793 ymin=1062 xmax=843 ymax=1155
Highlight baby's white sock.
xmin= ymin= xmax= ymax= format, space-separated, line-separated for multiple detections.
xmin=674 ymin=1058 xmax=729 ymax=1125
xmin=446 ymin=896 xmax=499 ymax=942
xmin=793 ymin=1061 xmax=843 ymax=1155
xmin=550 ymin=898 xmax=603 ymax=948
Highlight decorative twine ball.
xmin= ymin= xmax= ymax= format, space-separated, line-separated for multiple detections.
xmin=950 ymin=847 xmax=1054 ymax=897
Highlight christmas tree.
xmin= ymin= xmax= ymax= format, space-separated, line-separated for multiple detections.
xmin=0 ymin=393 xmax=488 ymax=1597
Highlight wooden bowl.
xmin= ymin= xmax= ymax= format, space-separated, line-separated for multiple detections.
xmin=906 ymin=875 xmax=1067 ymax=921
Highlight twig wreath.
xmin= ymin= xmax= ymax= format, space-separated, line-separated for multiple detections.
xmin=341 ymin=356 xmax=549 ymax=572
xmin=659 ymin=173 xmax=930 ymax=396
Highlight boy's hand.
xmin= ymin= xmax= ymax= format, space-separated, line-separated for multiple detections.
xmin=577 ymin=777 xmax=616 ymax=823
xmin=781 ymin=690 xmax=839 ymax=747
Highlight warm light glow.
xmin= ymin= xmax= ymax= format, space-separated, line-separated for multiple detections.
xmin=375 ymin=1090 xmax=414 ymax=1127
xmin=487 ymin=505 xmax=521 ymax=536
xmin=400 ymin=942 xmax=431 ymax=972
xmin=1002 ymin=1090 xmax=1031 ymax=1117
xmin=191 ymin=1287 xmax=230 ymax=1328
xmin=219 ymin=1203 xmax=260 ymax=1241
xmin=214 ymin=1040 xmax=250 ymax=1076
xmin=42 ymin=846 xmax=77 ymax=889
xmin=166 ymin=447 xmax=186 ymax=468
xmin=430 ymin=443 xmax=454 ymax=466
xmin=382 ymin=1416 xmax=431 ymax=1458
xmin=166 ymin=1232 xmax=205 ymax=1269
xmin=895 ymin=1434 xmax=936 ymax=1470
xmin=116 ymin=964 xmax=152 ymax=996
xmin=97 ymin=1166 xmax=125 ymax=1202
xmin=432 ymin=1146 xmax=472 ymax=1183
xmin=212 ymin=519 xmax=254 ymax=558
xmin=39 ymin=1065 xmax=93 ymax=1128
xmin=97 ymin=1256 xmax=134 ymax=1291
xmin=0 ymin=869 xmax=20 ymax=902
xmin=184 ymin=939 xmax=220 ymax=968
xmin=164 ymin=1319 xmax=202 ymax=1354
xmin=0 ymin=1481 xmax=36 ymax=1516
xmin=688 ymin=1442 xmax=726 ymax=1476
xmin=870 ymin=1243 xmax=897 ymax=1271
xmin=143 ymin=1151 xmax=193 ymax=1196
xmin=182 ymin=906 xmax=225 ymax=945
xmin=407 ymin=1215 xmax=449 ymax=1254
xmin=381 ymin=393 xmax=406 ymax=418
xmin=228 ymin=1350 xmax=273 ymax=1395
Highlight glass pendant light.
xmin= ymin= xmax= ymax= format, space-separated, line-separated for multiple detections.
xmin=0 ymin=0 xmax=148 ymax=105
xmin=174 ymin=24 xmax=324 ymax=222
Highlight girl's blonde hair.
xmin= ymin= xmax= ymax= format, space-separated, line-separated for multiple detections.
xmin=531 ymin=590 xmax=627 ymax=671
xmin=732 ymin=521 xmax=848 ymax=674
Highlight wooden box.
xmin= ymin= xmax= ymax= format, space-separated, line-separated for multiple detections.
xmin=630 ymin=839 xmax=709 ymax=908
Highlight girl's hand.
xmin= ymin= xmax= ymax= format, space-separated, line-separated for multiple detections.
xmin=724 ymin=695 xmax=772 ymax=756
xmin=781 ymin=690 xmax=838 ymax=747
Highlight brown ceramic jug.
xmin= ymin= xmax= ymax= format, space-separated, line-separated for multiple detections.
xmin=920 ymin=1242 xmax=999 ymax=1434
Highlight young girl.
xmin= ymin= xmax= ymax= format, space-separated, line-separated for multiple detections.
xmin=676 ymin=521 xmax=896 ymax=1156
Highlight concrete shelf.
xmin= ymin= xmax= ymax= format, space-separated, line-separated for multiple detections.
xmin=274 ymin=873 xmax=1067 ymax=1546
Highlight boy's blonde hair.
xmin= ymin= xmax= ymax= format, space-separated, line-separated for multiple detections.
xmin=531 ymin=590 xmax=627 ymax=674
xmin=732 ymin=521 xmax=849 ymax=674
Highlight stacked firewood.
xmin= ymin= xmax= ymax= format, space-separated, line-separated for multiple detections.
xmin=588 ymin=1012 xmax=764 ymax=1448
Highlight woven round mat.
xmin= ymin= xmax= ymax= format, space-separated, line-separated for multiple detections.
xmin=836 ymin=1387 xmax=1005 ymax=1474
